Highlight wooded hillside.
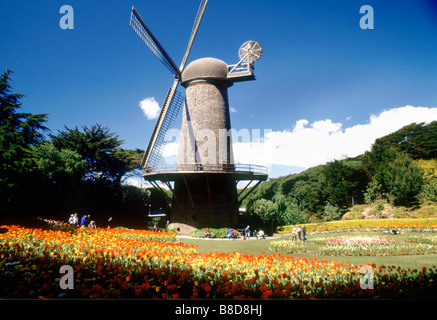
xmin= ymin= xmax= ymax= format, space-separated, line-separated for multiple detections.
xmin=242 ymin=121 xmax=437 ymax=228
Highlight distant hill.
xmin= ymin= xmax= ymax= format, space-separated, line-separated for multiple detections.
xmin=241 ymin=121 xmax=437 ymax=228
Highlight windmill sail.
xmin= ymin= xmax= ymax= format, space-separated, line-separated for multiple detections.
xmin=131 ymin=0 xmax=209 ymax=168
xmin=179 ymin=0 xmax=209 ymax=71
xmin=130 ymin=7 xmax=181 ymax=76
xmin=142 ymin=84 xmax=184 ymax=167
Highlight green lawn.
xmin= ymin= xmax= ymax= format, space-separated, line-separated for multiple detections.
xmin=180 ymin=231 xmax=437 ymax=269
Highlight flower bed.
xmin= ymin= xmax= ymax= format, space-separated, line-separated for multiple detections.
xmin=316 ymin=235 xmax=437 ymax=257
xmin=324 ymin=236 xmax=394 ymax=246
xmin=1 ymin=225 xmax=437 ymax=299
xmin=269 ymin=240 xmax=309 ymax=254
xmin=405 ymin=235 xmax=437 ymax=245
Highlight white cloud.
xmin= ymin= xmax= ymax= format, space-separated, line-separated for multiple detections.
xmin=139 ymin=97 xmax=161 ymax=120
xmin=162 ymin=142 xmax=179 ymax=158
xmin=230 ymin=107 xmax=237 ymax=113
xmin=233 ymin=105 xmax=437 ymax=169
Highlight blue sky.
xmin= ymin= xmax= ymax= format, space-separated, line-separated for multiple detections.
xmin=1 ymin=0 xmax=437 ymax=180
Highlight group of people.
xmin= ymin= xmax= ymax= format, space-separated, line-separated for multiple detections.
xmin=68 ymin=213 xmax=112 ymax=229
xmin=226 ymin=228 xmax=238 ymax=239
xmin=224 ymin=225 xmax=265 ymax=240
xmin=244 ymin=225 xmax=265 ymax=240
xmin=291 ymin=225 xmax=307 ymax=242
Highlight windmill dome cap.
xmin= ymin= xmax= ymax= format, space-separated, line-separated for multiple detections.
xmin=181 ymin=57 xmax=230 ymax=86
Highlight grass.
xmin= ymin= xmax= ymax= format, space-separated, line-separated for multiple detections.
xmin=180 ymin=231 xmax=437 ymax=269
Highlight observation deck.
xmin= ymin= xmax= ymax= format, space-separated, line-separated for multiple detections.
xmin=143 ymin=163 xmax=268 ymax=182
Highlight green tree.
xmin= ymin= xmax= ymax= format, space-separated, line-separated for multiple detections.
xmin=0 ymin=69 xmax=48 ymax=217
xmin=31 ymin=141 xmax=87 ymax=214
xmin=416 ymin=159 xmax=437 ymax=203
xmin=51 ymin=124 xmax=141 ymax=185
xmin=364 ymin=178 xmax=384 ymax=204
xmin=323 ymin=202 xmax=342 ymax=221
xmin=252 ymin=198 xmax=277 ymax=223
xmin=324 ymin=159 xmax=368 ymax=207
xmin=292 ymin=180 xmax=321 ymax=213
xmin=282 ymin=202 xmax=310 ymax=225
xmin=383 ymin=153 xmax=424 ymax=206
xmin=324 ymin=160 xmax=350 ymax=206
xmin=364 ymin=122 xmax=437 ymax=180
xmin=252 ymin=198 xmax=278 ymax=234
xmin=397 ymin=122 xmax=437 ymax=159
xmin=420 ymin=179 xmax=437 ymax=203
xmin=33 ymin=141 xmax=87 ymax=182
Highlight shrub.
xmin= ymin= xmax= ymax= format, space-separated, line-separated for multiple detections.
xmin=392 ymin=206 xmax=411 ymax=218
xmin=415 ymin=204 xmax=437 ymax=218
xmin=323 ymin=203 xmax=342 ymax=221
xmin=343 ymin=206 xmax=365 ymax=220
xmin=190 ymin=228 xmax=239 ymax=238
xmin=367 ymin=199 xmax=389 ymax=218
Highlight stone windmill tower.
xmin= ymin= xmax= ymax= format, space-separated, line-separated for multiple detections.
xmin=130 ymin=1 xmax=267 ymax=233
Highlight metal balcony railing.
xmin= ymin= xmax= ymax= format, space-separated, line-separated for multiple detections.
xmin=144 ymin=163 xmax=268 ymax=175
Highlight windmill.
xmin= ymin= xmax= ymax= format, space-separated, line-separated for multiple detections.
xmin=130 ymin=1 xmax=268 ymax=233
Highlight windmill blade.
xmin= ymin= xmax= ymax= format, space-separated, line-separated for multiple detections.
xmin=179 ymin=0 xmax=209 ymax=72
xmin=141 ymin=78 xmax=184 ymax=168
xmin=130 ymin=6 xmax=181 ymax=76
xmin=138 ymin=0 xmax=209 ymax=168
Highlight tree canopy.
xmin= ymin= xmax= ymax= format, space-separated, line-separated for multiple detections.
xmin=1 ymin=69 xmax=49 ymax=217
xmin=51 ymin=124 xmax=142 ymax=185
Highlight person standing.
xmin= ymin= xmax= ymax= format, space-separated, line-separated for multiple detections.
xmin=292 ymin=226 xmax=297 ymax=242
xmin=302 ymin=225 xmax=307 ymax=242
xmin=80 ymin=214 xmax=87 ymax=228
xmin=245 ymin=225 xmax=251 ymax=240
xmin=72 ymin=213 xmax=78 ymax=226
xmin=297 ymin=225 xmax=301 ymax=241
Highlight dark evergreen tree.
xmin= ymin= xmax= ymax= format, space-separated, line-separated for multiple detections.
xmin=0 ymin=69 xmax=48 ymax=220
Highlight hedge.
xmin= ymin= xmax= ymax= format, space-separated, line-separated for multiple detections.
xmin=276 ymin=218 xmax=437 ymax=234
xmin=189 ymin=228 xmax=243 ymax=238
